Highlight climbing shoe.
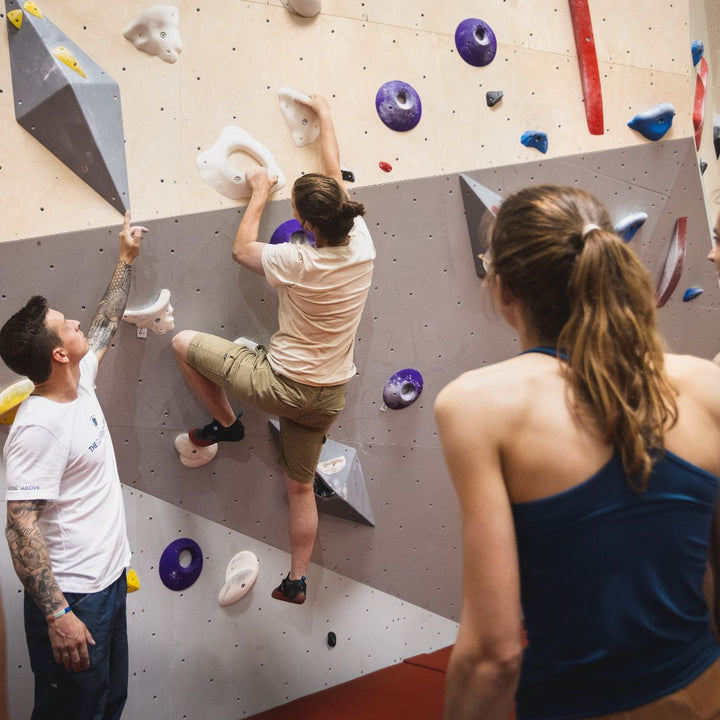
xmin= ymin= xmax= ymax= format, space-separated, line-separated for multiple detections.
xmin=188 ymin=411 xmax=245 ymax=448
xmin=271 ymin=574 xmax=307 ymax=604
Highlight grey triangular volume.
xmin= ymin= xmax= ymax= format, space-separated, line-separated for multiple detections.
xmin=5 ymin=1 xmax=130 ymax=213
xmin=268 ymin=420 xmax=375 ymax=527
xmin=459 ymin=173 xmax=503 ymax=279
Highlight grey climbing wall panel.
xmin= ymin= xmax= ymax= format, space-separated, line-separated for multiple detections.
xmin=4 ymin=0 xmax=129 ymax=213
xmin=0 ymin=138 xmax=717 ymax=625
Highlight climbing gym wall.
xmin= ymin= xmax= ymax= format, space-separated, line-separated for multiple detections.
xmin=1 ymin=1 xmax=720 ymax=719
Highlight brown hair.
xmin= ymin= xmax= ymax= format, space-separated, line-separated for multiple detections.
xmin=490 ymin=185 xmax=677 ymax=489
xmin=292 ymin=173 xmax=365 ymax=246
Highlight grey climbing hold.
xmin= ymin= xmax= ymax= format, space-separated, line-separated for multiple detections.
xmin=459 ymin=174 xmax=502 ymax=279
xmin=627 ymin=103 xmax=675 ymax=141
xmin=5 ymin=0 xmax=130 ymax=213
xmin=486 ymin=90 xmax=503 ymax=107
xmin=692 ymin=39 xmax=704 ymax=66
xmin=520 ymin=130 xmax=548 ymax=154
xmin=700 ymin=159 xmax=708 ymax=175
xmin=714 ymin=116 xmax=720 ymax=159
xmin=268 ymin=420 xmax=375 ymax=526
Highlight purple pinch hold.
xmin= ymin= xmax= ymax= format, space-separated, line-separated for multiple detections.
xmin=375 ymin=81 xmax=422 ymax=132
xmin=159 ymin=538 xmax=203 ymax=591
xmin=270 ymin=218 xmax=315 ymax=246
xmin=455 ymin=18 xmax=497 ymax=67
xmin=383 ymin=368 xmax=424 ymax=409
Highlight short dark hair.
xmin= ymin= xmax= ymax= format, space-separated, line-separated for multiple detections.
xmin=0 ymin=296 xmax=60 ymax=383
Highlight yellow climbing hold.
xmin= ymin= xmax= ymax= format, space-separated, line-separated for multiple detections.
xmin=52 ymin=46 xmax=87 ymax=78
xmin=8 ymin=9 xmax=23 ymax=29
xmin=22 ymin=1 xmax=42 ymax=19
xmin=0 ymin=378 xmax=34 ymax=425
xmin=126 ymin=568 xmax=140 ymax=593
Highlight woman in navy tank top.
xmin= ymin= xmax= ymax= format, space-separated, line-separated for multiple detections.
xmin=436 ymin=185 xmax=720 ymax=720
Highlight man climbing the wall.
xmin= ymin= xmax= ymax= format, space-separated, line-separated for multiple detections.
xmin=172 ymin=94 xmax=375 ymax=605
xmin=0 ymin=212 xmax=147 ymax=720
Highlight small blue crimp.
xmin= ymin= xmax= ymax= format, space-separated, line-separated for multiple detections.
xmin=682 ymin=287 xmax=703 ymax=303
xmin=520 ymin=130 xmax=548 ymax=154
xmin=627 ymin=103 xmax=675 ymax=141
xmin=692 ymin=40 xmax=704 ymax=67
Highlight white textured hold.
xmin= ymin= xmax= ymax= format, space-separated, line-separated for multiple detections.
xmin=196 ymin=126 xmax=286 ymax=200
xmin=124 ymin=5 xmax=182 ymax=64
xmin=174 ymin=433 xmax=218 ymax=468
xmin=217 ymin=551 xmax=260 ymax=606
xmin=278 ymin=87 xmax=320 ymax=147
xmin=280 ymin=0 xmax=321 ymax=18
xmin=123 ymin=289 xmax=174 ymax=335
xmin=317 ymin=456 xmax=346 ymax=476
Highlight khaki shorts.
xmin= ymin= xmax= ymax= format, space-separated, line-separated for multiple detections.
xmin=583 ymin=656 xmax=720 ymax=720
xmin=187 ymin=333 xmax=346 ymax=484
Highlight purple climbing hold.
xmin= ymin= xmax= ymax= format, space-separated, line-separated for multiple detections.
xmin=486 ymin=90 xmax=503 ymax=107
xmin=270 ymin=218 xmax=315 ymax=246
xmin=520 ymin=130 xmax=548 ymax=154
xmin=383 ymin=368 xmax=423 ymax=409
xmin=159 ymin=538 xmax=203 ymax=591
xmin=692 ymin=40 xmax=704 ymax=67
xmin=627 ymin=103 xmax=675 ymax=141
xmin=375 ymin=81 xmax=422 ymax=132
xmin=455 ymin=18 xmax=497 ymax=67
xmin=682 ymin=287 xmax=703 ymax=302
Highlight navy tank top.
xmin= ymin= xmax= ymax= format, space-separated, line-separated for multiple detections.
xmin=512 ymin=348 xmax=720 ymax=718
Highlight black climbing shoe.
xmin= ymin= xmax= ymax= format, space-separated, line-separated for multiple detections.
xmin=189 ymin=411 xmax=245 ymax=448
xmin=271 ymin=574 xmax=307 ymax=604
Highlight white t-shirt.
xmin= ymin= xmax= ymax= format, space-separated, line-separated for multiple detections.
xmin=4 ymin=352 xmax=131 ymax=593
xmin=261 ymin=215 xmax=375 ymax=386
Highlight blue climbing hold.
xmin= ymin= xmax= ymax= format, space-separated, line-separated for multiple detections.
xmin=375 ymin=81 xmax=422 ymax=132
xmin=692 ymin=40 xmax=704 ymax=67
xmin=520 ymin=130 xmax=548 ymax=154
xmin=627 ymin=103 xmax=675 ymax=141
xmin=614 ymin=212 xmax=648 ymax=243
xmin=683 ymin=287 xmax=703 ymax=302
xmin=455 ymin=18 xmax=498 ymax=67
xmin=270 ymin=218 xmax=315 ymax=246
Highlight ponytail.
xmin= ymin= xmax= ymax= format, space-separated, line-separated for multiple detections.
xmin=292 ymin=173 xmax=365 ymax=246
xmin=491 ymin=185 xmax=677 ymax=489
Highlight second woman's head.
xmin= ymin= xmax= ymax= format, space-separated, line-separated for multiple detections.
xmin=292 ymin=173 xmax=365 ymax=246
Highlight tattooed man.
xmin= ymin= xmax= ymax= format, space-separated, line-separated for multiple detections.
xmin=0 ymin=212 xmax=146 ymax=720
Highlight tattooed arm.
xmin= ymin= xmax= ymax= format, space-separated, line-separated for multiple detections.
xmin=6 ymin=500 xmax=95 ymax=672
xmin=87 ymin=210 xmax=148 ymax=364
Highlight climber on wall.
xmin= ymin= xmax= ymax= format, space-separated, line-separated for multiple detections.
xmin=172 ymin=94 xmax=375 ymax=605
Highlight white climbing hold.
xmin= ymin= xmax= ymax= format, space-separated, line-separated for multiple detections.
xmin=124 ymin=5 xmax=182 ymax=64
xmin=196 ymin=126 xmax=286 ymax=200
xmin=174 ymin=433 xmax=218 ymax=468
xmin=278 ymin=87 xmax=320 ymax=147
xmin=317 ymin=456 xmax=346 ymax=475
xmin=217 ymin=551 xmax=260 ymax=607
xmin=123 ymin=289 xmax=174 ymax=335
xmin=280 ymin=0 xmax=321 ymax=18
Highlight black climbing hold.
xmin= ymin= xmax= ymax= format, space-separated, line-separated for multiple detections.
xmin=486 ymin=90 xmax=503 ymax=107
xmin=327 ymin=631 xmax=337 ymax=647
xmin=714 ymin=118 xmax=720 ymax=159
xmin=700 ymin=159 xmax=708 ymax=175
xmin=341 ymin=168 xmax=355 ymax=182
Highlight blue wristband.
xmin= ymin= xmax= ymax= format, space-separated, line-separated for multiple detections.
xmin=47 ymin=606 xmax=71 ymax=623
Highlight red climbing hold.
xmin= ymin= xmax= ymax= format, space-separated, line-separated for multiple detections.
xmin=693 ymin=56 xmax=708 ymax=150
xmin=379 ymin=161 xmax=392 ymax=172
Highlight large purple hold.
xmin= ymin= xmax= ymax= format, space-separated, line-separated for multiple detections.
xmin=383 ymin=368 xmax=424 ymax=409
xmin=270 ymin=218 xmax=315 ymax=246
xmin=375 ymin=81 xmax=422 ymax=132
xmin=455 ymin=18 xmax=497 ymax=67
xmin=159 ymin=538 xmax=203 ymax=591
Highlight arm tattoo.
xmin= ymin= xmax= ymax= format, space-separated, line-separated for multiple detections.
xmin=87 ymin=260 xmax=133 ymax=353
xmin=6 ymin=500 xmax=66 ymax=616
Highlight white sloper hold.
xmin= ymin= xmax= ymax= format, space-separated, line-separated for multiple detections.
xmin=124 ymin=5 xmax=182 ymax=64
xmin=217 ymin=551 xmax=260 ymax=606
xmin=278 ymin=87 xmax=320 ymax=147
xmin=123 ymin=289 xmax=175 ymax=335
xmin=196 ymin=126 xmax=286 ymax=200
xmin=280 ymin=0 xmax=321 ymax=18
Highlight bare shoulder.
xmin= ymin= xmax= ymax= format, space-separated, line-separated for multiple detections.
xmin=665 ymin=353 xmax=720 ymax=415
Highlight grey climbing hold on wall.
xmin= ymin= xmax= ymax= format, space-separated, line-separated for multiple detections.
xmin=486 ymin=90 xmax=503 ymax=107
xmin=5 ymin=0 xmax=130 ymax=213
xmin=454 ymin=18 xmax=497 ymax=67
xmin=627 ymin=103 xmax=676 ymax=141
xmin=459 ymin=173 xmax=502 ymax=279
